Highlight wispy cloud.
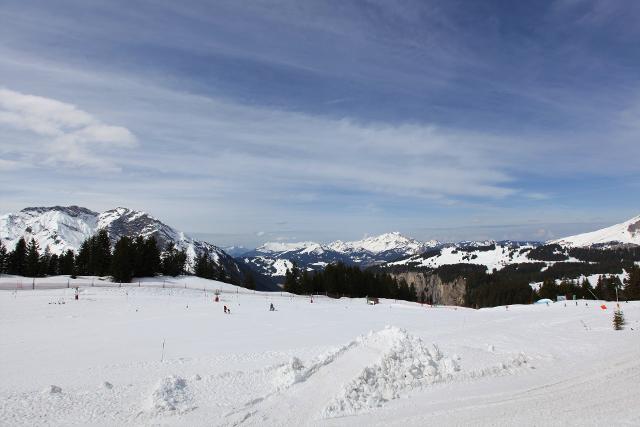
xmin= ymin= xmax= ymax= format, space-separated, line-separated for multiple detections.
xmin=0 ymin=0 xmax=638 ymax=246
xmin=0 ymin=88 xmax=136 ymax=170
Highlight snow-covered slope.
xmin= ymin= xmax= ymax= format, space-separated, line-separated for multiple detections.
xmin=0 ymin=206 xmax=242 ymax=280
xmin=1 ymin=280 xmax=639 ymax=425
xmin=550 ymin=215 xmax=640 ymax=247
xmin=389 ymin=241 xmax=540 ymax=271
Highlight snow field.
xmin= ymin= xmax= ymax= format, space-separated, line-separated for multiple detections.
xmin=1 ymin=276 xmax=640 ymax=426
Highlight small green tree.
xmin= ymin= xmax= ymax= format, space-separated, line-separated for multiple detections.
xmin=613 ymin=308 xmax=625 ymax=330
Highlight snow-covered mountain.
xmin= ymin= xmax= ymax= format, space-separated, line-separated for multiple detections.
xmin=327 ymin=232 xmax=439 ymax=260
xmin=550 ymin=215 xmax=640 ymax=248
xmin=239 ymin=232 xmax=440 ymax=284
xmin=0 ymin=205 xmax=243 ymax=281
xmin=386 ymin=215 xmax=640 ymax=272
xmin=388 ymin=241 xmax=541 ymax=272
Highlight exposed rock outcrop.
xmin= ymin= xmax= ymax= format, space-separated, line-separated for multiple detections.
xmin=391 ymin=271 xmax=466 ymax=306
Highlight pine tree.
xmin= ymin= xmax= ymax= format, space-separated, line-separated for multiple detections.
xmin=111 ymin=236 xmax=134 ymax=283
xmin=161 ymin=242 xmax=186 ymax=277
xmin=8 ymin=237 xmax=27 ymax=275
xmin=140 ymin=237 xmax=160 ymax=277
xmin=243 ymin=271 xmax=256 ymax=290
xmin=624 ymin=266 xmax=640 ymax=300
xmin=0 ymin=241 xmax=7 ymax=274
xmin=94 ymin=229 xmax=112 ymax=276
xmin=613 ymin=308 xmax=625 ymax=330
xmin=538 ymin=279 xmax=558 ymax=300
xmin=25 ymin=239 xmax=40 ymax=277
xmin=194 ymin=251 xmax=216 ymax=279
xmin=283 ymin=264 xmax=301 ymax=294
xmin=131 ymin=236 xmax=146 ymax=277
xmin=39 ymin=246 xmax=52 ymax=277
xmin=47 ymin=253 xmax=60 ymax=276
xmin=75 ymin=238 xmax=92 ymax=275
xmin=59 ymin=250 xmax=76 ymax=276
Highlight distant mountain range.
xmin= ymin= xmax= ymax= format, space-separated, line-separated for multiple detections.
xmin=1 ymin=206 xmax=638 ymax=289
xmin=238 ymin=215 xmax=640 ymax=286
xmin=237 ymin=232 xmax=440 ymax=283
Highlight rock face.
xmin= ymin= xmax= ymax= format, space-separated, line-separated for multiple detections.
xmin=391 ymin=271 xmax=466 ymax=306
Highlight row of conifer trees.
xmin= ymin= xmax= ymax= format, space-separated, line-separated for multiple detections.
xmin=0 ymin=231 xmax=229 ymax=283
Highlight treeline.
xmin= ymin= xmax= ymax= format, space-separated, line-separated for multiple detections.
xmin=283 ymin=262 xmax=418 ymax=301
xmin=0 ymin=231 xmax=233 ymax=284
xmin=435 ymin=263 xmax=640 ymax=308
xmin=537 ymin=269 xmax=640 ymax=302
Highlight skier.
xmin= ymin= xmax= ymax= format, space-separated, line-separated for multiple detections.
xmin=269 ymin=303 xmax=275 ymax=311
xmin=223 ymin=305 xmax=228 ymax=314
xmin=214 ymin=295 xmax=219 ymax=303
xmin=74 ymin=287 xmax=79 ymax=301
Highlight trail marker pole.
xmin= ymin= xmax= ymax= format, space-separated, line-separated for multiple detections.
xmin=32 ymin=278 xmax=35 ymax=290
xmin=161 ymin=339 xmax=166 ymax=362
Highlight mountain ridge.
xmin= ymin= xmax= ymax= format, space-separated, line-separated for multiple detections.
xmin=0 ymin=205 xmax=245 ymax=284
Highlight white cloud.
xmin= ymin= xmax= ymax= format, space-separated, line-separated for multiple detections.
xmin=0 ymin=87 xmax=136 ymax=170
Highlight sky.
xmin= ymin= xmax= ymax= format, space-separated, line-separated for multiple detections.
xmin=0 ymin=0 xmax=639 ymax=248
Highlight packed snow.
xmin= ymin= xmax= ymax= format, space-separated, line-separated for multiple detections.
xmin=1 ymin=275 xmax=639 ymax=426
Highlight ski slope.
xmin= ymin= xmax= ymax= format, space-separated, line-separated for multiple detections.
xmin=1 ymin=276 xmax=639 ymax=426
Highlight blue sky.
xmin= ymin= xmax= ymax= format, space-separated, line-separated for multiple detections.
xmin=0 ymin=0 xmax=639 ymax=247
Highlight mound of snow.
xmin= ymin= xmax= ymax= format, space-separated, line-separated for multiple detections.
xmin=323 ymin=327 xmax=459 ymax=418
xmin=147 ymin=376 xmax=194 ymax=414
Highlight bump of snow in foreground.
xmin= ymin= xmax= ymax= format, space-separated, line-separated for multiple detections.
xmin=322 ymin=327 xmax=458 ymax=418
xmin=147 ymin=376 xmax=195 ymax=414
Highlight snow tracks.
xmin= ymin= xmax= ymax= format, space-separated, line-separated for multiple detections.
xmin=224 ymin=326 xmax=459 ymax=425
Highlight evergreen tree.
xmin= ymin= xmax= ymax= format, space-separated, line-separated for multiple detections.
xmin=8 ymin=237 xmax=27 ymax=275
xmin=624 ymin=266 xmax=640 ymax=300
xmin=25 ymin=239 xmax=40 ymax=277
xmin=47 ymin=253 xmax=60 ymax=276
xmin=613 ymin=308 xmax=625 ymax=330
xmin=111 ymin=236 xmax=134 ymax=283
xmin=75 ymin=238 xmax=92 ymax=275
xmin=94 ymin=229 xmax=112 ymax=276
xmin=131 ymin=236 xmax=146 ymax=277
xmin=39 ymin=246 xmax=52 ymax=277
xmin=59 ymin=250 xmax=76 ymax=276
xmin=140 ymin=236 xmax=160 ymax=277
xmin=300 ymin=270 xmax=313 ymax=295
xmin=194 ymin=250 xmax=217 ymax=279
xmin=538 ymin=279 xmax=558 ymax=300
xmin=408 ymin=283 xmax=417 ymax=302
xmin=283 ymin=264 xmax=301 ymax=294
xmin=242 ymin=271 xmax=256 ymax=290
xmin=0 ymin=241 xmax=7 ymax=274
xmin=161 ymin=242 xmax=186 ymax=276
xmin=580 ymin=278 xmax=595 ymax=299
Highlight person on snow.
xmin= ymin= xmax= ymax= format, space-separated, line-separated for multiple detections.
xmin=223 ymin=305 xmax=228 ymax=314
xmin=269 ymin=303 xmax=275 ymax=311
xmin=74 ymin=288 xmax=79 ymax=300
